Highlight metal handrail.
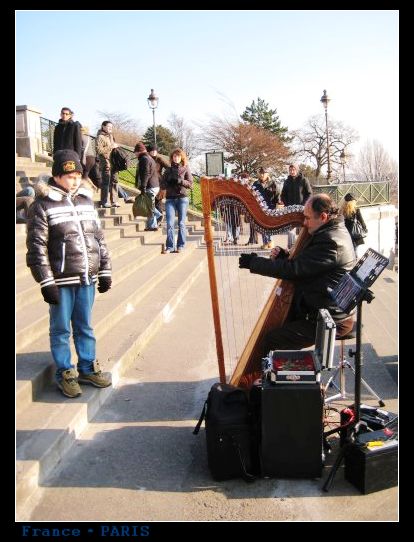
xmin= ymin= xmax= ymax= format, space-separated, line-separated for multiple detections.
xmin=312 ymin=182 xmax=390 ymax=206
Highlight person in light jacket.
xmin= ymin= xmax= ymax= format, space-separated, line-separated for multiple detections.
xmin=340 ymin=193 xmax=368 ymax=257
xmin=96 ymin=121 xmax=119 ymax=208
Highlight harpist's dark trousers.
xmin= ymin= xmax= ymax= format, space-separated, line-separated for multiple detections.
xmin=262 ymin=316 xmax=354 ymax=357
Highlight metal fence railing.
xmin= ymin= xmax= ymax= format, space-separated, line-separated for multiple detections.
xmin=312 ymin=182 xmax=390 ymax=206
xmin=40 ymin=117 xmax=57 ymax=155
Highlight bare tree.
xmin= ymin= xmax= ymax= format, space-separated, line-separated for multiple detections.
xmin=352 ymin=140 xmax=398 ymax=205
xmin=189 ymin=155 xmax=206 ymax=176
xmin=200 ymin=116 xmax=290 ymax=176
xmin=291 ymin=115 xmax=359 ymax=184
xmin=167 ymin=113 xmax=199 ymax=159
xmin=96 ymin=110 xmax=142 ymax=147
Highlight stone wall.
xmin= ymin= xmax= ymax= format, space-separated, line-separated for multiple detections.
xmin=360 ymin=204 xmax=398 ymax=267
xmin=16 ymin=105 xmax=43 ymax=161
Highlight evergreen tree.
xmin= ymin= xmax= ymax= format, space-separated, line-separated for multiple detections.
xmin=241 ymin=97 xmax=291 ymax=142
xmin=143 ymin=125 xmax=177 ymax=156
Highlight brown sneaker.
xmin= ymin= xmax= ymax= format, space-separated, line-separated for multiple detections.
xmin=78 ymin=361 xmax=112 ymax=388
xmin=57 ymin=369 xmax=82 ymax=398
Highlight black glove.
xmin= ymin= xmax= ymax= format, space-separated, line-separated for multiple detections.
xmin=239 ymin=253 xmax=258 ymax=269
xmin=98 ymin=276 xmax=112 ymax=293
xmin=41 ymin=284 xmax=60 ymax=304
xmin=169 ymin=169 xmax=179 ymax=184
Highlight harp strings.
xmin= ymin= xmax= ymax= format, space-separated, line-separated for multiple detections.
xmin=203 ymin=177 xmax=305 ymax=384
xmin=214 ymin=200 xmax=268 ymax=380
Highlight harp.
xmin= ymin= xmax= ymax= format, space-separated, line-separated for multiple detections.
xmin=201 ymin=176 xmax=310 ymax=387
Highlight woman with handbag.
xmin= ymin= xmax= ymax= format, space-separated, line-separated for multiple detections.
xmin=160 ymin=148 xmax=193 ymax=253
xmin=340 ymin=193 xmax=368 ymax=256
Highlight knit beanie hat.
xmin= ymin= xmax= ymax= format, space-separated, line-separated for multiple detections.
xmin=344 ymin=193 xmax=356 ymax=202
xmin=134 ymin=142 xmax=147 ymax=153
xmin=52 ymin=150 xmax=83 ymax=176
xmin=147 ymin=144 xmax=158 ymax=152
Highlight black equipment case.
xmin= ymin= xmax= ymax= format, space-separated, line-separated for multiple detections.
xmin=260 ymin=381 xmax=324 ymax=478
xmin=193 ymin=383 xmax=256 ymax=482
xmin=345 ymin=440 xmax=398 ymax=494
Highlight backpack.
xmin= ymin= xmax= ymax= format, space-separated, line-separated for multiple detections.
xmin=193 ymin=382 xmax=258 ymax=482
xmin=110 ymin=147 xmax=130 ymax=172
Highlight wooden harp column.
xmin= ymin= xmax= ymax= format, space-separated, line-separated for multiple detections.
xmin=201 ymin=176 xmax=309 ymax=387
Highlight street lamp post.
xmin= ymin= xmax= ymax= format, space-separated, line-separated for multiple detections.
xmin=340 ymin=149 xmax=346 ymax=183
xmin=147 ymin=88 xmax=159 ymax=146
xmin=320 ymin=89 xmax=332 ymax=182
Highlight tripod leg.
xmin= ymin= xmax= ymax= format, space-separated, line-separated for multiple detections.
xmin=324 ymin=360 xmax=347 ymax=403
xmin=346 ymin=364 xmax=385 ymax=406
xmin=322 ymin=443 xmax=348 ymax=492
xmin=324 ymin=366 xmax=342 ymax=394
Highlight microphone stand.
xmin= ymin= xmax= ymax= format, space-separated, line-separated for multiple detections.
xmin=322 ymin=288 xmax=374 ymax=492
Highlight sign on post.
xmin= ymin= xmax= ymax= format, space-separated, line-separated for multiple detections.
xmin=206 ymin=152 xmax=224 ymax=176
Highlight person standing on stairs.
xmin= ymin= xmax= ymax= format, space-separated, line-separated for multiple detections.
xmin=147 ymin=144 xmax=170 ymax=225
xmin=133 ymin=142 xmax=161 ymax=231
xmin=26 ymin=150 xmax=113 ymax=398
xmin=160 ymin=148 xmax=193 ymax=253
xmin=53 ymin=107 xmax=82 ymax=159
xmin=96 ymin=121 xmax=120 ymax=209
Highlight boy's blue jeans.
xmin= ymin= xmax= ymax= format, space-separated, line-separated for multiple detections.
xmin=165 ymin=197 xmax=189 ymax=250
xmin=49 ymin=284 xmax=96 ymax=381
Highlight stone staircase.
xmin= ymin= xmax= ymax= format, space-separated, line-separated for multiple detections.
xmin=16 ymin=155 xmax=52 ymax=192
xmin=15 ymin=163 xmax=209 ymax=519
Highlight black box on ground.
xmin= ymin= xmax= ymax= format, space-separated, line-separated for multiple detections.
xmin=344 ymin=440 xmax=398 ymax=494
xmin=260 ymin=381 xmax=323 ymax=478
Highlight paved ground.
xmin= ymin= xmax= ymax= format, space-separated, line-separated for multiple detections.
xmin=27 ymin=258 xmax=398 ymax=523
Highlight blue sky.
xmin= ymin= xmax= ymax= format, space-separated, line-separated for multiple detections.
xmin=16 ymin=10 xmax=398 ymax=161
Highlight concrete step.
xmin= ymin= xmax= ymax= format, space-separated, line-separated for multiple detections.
xmin=16 ymin=220 xmax=199 ymax=280
xmin=16 ymin=236 xmax=204 ymax=410
xmin=16 ymin=156 xmax=33 ymax=164
xmin=16 ymin=156 xmax=52 ymax=166
xmin=16 ymin=247 xmax=207 ymax=519
xmin=16 ymin=233 xmax=162 ymax=310
xmin=16 ymin=240 xmax=164 ymax=322
xmin=16 ymin=235 xmax=180 ymax=351
xmin=16 ymin=226 xmax=145 ymax=281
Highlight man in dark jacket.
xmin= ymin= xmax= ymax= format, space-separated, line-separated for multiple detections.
xmin=26 ymin=150 xmax=112 ymax=398
xmin=53 ymin=107 xmax=82 ymax=159
xmin=134 ymin=142 xmax=161 ymax=230
xmin=147 ymin=144 xmax=170 ymax=224
xmin=281 ymin=164 xmax=312 ymax=206
xmin=239 ymin=193 xmax=356 ymax=356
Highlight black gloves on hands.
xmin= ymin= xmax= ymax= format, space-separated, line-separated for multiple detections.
xmin=239 ymin=252 xmax=258 ymax=269
xmin=98 ymin=276 xmax=112 ymax=293
xmin=169 ymin=168 xmax=180 ymax=185
xmin=41 ymin=284 xmax=60 ymax=305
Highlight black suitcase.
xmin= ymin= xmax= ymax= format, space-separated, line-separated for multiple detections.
xmin=193 ymin=383 xmax=256 ymax=482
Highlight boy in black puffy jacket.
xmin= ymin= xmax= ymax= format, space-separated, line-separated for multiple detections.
xmin=26 ymin=150 xmax=113 ymax=398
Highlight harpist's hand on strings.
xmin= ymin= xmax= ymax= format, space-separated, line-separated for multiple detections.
xmin=239 ymin=252 xmax=258 ymax=269
xmin=270 ymin=246 xmax=290 ymax=260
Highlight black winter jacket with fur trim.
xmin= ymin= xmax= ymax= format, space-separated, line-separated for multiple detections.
xmin=26 ymin=181 xmax=111 ymax=291
xmin=249 ymin=218 xmax=356 ymax=321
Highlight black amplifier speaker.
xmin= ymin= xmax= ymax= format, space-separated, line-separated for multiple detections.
xmin=260 ymin=381 xmax=324 ymax=478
